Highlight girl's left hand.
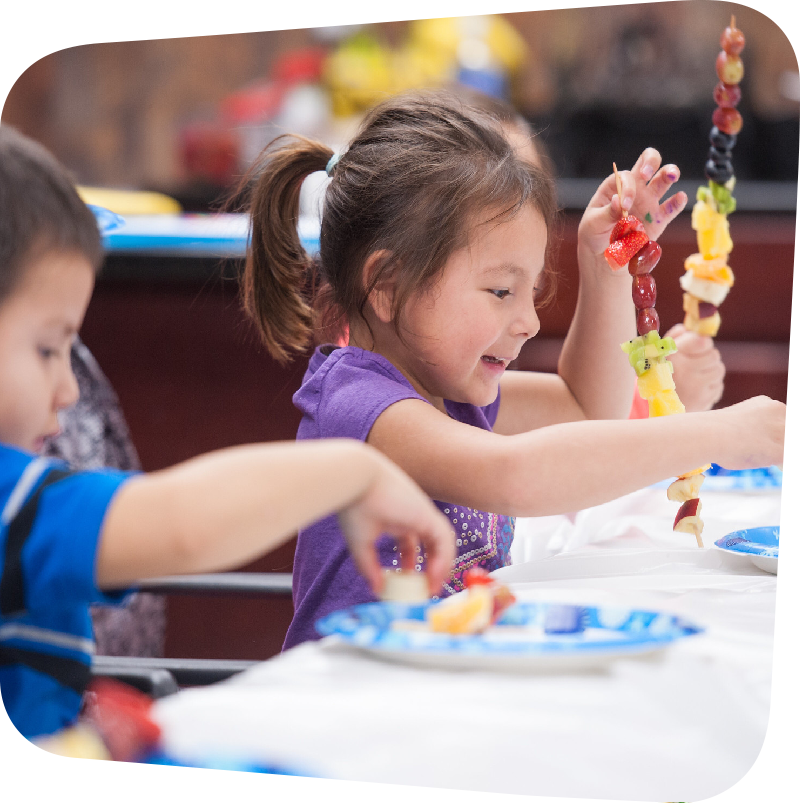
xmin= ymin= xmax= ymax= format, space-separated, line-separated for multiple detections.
xmin=578 ymin=147 xmax=688 ymax=263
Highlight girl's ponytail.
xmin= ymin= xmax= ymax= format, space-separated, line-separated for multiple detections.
xmin=241 ymin=134 xmax=332 ymax=364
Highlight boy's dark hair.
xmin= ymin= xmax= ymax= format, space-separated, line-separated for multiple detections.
xmin=240 ymin=90 xmax=560 ymax=364
xmin=0 ymin=125 xmax=103 ymax=304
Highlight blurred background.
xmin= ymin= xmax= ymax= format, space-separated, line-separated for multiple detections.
xmin=1 ymin=1 xmax=796 ymax=659
xmin=4 ymin=2 xmax=799 ymax=196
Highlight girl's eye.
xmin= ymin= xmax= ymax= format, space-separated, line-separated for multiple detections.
xmin=38 ymin=347 xmax=57 ymax=360
xmin=490 ymin=289 xmax=511 ymax=299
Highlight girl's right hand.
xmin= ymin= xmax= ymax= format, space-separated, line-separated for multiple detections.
xmin=337 ymin=446 xmax=456 ymax=598
xmin=711 ymin=396 xmax=786 ymax=470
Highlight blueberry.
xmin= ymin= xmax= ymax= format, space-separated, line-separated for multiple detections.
xmin=708 ymin=145 xmax=732 ymax=164
xmin=705 ymin=158 xmax=734 ymax=183
xmin=709 ymin=126 xmax=737 ymax=150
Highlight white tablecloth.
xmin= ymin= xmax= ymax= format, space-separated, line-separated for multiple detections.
xmin=154 ymin=485 xmax=782 ymax=801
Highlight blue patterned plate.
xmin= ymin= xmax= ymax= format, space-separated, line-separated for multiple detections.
xmin=316 ymin=601 xmax=702 ymax=672
xmin=714 ymin=526 xmax=779 ymax=574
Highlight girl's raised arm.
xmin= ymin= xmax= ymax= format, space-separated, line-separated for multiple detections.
xmin=95 ymin=439 xmax=455 ymax=596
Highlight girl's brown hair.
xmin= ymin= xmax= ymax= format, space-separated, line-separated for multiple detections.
xmin=241 ymin=90 xmax=559 ymax=364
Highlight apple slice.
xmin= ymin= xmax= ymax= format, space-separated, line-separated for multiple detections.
xmin=667 ymin=474 xmax=706 ymax=503
xmin=673 ymin=498 xmax=705 ymax=547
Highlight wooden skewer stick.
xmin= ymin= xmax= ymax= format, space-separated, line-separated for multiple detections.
xmin=612 ymin=162 xmax=627 ymax=218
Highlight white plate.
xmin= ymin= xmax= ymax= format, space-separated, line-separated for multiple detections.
xmin=316 ymin=601 xmax=702 ymax=673
xmin=714 ymin=526 xmax=779 ymax=574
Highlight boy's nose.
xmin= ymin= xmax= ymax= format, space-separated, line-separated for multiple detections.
xmin=56 ymin=362 xmax=80 ymax=410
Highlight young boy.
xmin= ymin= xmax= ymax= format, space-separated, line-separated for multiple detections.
xmin=0 ymin=125 xmax=455 ymax=740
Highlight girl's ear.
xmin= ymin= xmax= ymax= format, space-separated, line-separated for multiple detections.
xmin=362 ymin=250 xmax=396 ymax=324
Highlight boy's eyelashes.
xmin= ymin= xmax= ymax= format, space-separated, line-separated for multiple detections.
xmin=488 ymin=288 xmax=512 ymax=299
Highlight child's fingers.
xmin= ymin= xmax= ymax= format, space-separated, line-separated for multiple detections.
xmin=632 ymin=147 xmax=663 ymax=184
xmin=646 ymin=163 xmax=681 ymax=201
xmin=675 ymin=331 xmax=716 ymax=355
xmin=654 ymin=190 xmax=688 ymax=227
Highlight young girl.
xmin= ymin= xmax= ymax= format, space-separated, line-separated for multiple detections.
xmin=455 ymin=83 xmax=727 ymax=415
xmin=240 ymin=91 xmax=785 ymax=650
xmin=0 ymin=125 xmax=455 ymax=739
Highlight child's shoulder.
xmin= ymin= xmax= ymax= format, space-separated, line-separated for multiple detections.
xmin=294 ymin=346 xmax=427 ymax=442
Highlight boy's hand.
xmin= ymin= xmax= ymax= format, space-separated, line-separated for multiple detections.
xmin=337 ymin=449 xmax=456 ymax=598
xmin=578 ymin=148 xmax=688 ymax=265
xmin=665 ymin=323 xmax=725 ymax=412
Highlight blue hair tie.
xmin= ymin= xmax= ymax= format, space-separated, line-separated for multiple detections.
xmin=325 ymin=153 xmax=339 ymax=177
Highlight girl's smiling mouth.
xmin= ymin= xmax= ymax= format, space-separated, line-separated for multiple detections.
xmin=481 ymin=355 xmax=508 ymax=370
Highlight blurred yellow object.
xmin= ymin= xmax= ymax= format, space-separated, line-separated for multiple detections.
xmin=647 ymin=389 xmax=686 ymax=418
xmin=637 ymin=361 xmax=675 ymax=399
xmin=77 ymin=186 xmax=181 ymax=215
xmin=409 ymin=16 xmax=527 ymax=74
xmin=426 ymin=584 xmax=493 ymax=634
xmin=34 ymin=723 xmax=111 ymax=760
xmin=691 ymin=200 xmax=732 ymax=258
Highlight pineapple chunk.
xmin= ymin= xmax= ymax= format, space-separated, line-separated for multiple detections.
xmin=692 ymin=202 xmax=733 ymax=258
xmin=648 ymin=389 xmax=686 ymax=417
xmin=637 ymin=361 xmax=675 ymax=399
xmin=686 ymin=311 xmax=721 ymax=337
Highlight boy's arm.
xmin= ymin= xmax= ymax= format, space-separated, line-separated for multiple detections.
xmin=95 ymin=439 xmax=454 ymax=595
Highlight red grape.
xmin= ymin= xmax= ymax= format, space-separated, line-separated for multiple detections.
xmin=632 ymin=275 xmax=657 ymax=309
xmin=637 ymin=307 xmax=660 ymax=336
xmin=712 ymin=106 xmax=743 ymax=135
xmin=716 ymin=51 xmax=744 ymax=85
xmin=628 ymin=241 xmax=662 ymax=276
xmin=721 ymin=26 xmax=745 ymax=55
xmin=713 ymin=82 xmax=741 ymax=108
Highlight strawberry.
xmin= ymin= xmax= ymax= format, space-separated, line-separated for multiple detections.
xmin=610 ymin=214 xmax=645 ymax=244
xmin=604 ymin=230 xmax=650 ymax=270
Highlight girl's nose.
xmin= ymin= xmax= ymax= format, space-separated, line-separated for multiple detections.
xmin=514 ymin=300 xmax=540 ymax=340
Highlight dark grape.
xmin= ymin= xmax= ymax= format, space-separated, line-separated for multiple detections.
xmin=721 ymin=26 xmax=745 ymax=55
xmin=628 ymin=241 xmax=662 ymax=276
xmin=698 ymin=302 xmax=719 ymax=319
xmin=709 ymin=126 xmax=737 ymax=150
xmin=712 ymin=106 xmax=743 ymax=135
xmin=637 ymin=307 xmax=660 ymax=336
xmin=632 ymin=275 xmax=657 ymax=309
xmin=713 ymin=81 xmax=741 ymax=108
xmin=716 ymin=52 xmax=744 ymax=84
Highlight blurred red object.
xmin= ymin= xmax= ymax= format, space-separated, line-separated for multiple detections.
xmin=82 ymin=678 xmax=161 ymax=762
xmin=180 ymin=122 xmax=239 ymax=186
xmin=272 ymin=47 xmax=326 ymax=85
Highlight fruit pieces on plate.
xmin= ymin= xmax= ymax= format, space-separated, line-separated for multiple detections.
xmin=380 ymin=568 xmax=430 ymax=602
xmin=683 ymin=16 xmax=744 ymax=338
xmin=426 ymin=567 xmax=515 ymax=635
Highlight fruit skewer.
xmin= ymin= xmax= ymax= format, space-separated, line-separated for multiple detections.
xmin=608 ymin=165 xmax=706 ymax=547
xmin=682 ymin=16 xmax=744 ymax=337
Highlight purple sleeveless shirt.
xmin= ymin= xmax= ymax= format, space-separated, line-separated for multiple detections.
xmin=283 ymin=346 xmax=514 ymax=650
